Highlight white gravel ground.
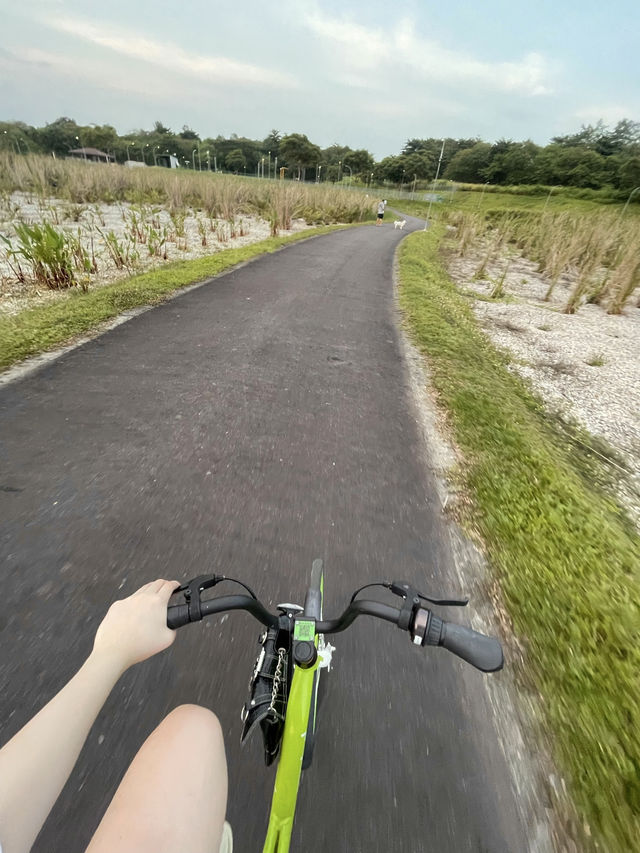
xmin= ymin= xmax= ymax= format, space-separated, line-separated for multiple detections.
xmin=446 ymin=245 xmax=640 ymax=524
xmin=0 ymin=192 xmax=308 ymax=316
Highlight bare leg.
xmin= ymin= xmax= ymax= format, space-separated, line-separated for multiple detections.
xmin=86 ymin=705 xmax=228 ymax=853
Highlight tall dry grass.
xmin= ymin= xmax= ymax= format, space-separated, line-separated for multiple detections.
xmin=0 ymin=152 xmax=374 ymax=231
xmin=449 ymin=206 xmax=640 ymax=314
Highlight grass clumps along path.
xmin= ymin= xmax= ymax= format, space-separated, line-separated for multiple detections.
xmin=397 ymin=227 xmax=639 ymax=853
xmin=0 ymin=225 xmax=348 ymax=372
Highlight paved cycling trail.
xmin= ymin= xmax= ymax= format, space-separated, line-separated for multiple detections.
xmin=0 ymin=219 xmax=532 ymax=851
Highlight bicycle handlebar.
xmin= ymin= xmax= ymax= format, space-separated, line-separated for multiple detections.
xmin=413 ymin=608 xmax=503 ymax=672
xmin=167 ymin=589 xmax=503 ymax=673
xmin=167 ymin=594 xmax=278 ymax=630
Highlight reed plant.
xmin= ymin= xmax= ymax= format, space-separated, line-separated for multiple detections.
xmin=0 ymin=152 xmax=373 ymax=225
xmin=2 ymin=222 xmax=79 ymax=290
xmin=605 ymin=248 xmax=640 ymax=314
xmin=448 ymin=205 xmax=640 ymax=313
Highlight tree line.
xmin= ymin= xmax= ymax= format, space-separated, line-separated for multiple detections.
xmin=1 ymin=116 xmax=639 ymax=191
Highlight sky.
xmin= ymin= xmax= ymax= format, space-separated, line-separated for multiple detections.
xmin=0 ymin=0 xmax=638 ymax=159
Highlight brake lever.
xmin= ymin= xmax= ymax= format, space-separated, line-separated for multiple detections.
xmin=389 ymin=581 xmax=468 ymax=607
xmin=419 ymin=593 xmax=468 ymax=606
xmin=173 ymin=575 xmax=224 ymax=622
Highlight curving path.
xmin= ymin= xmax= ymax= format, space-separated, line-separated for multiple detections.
xmin=0 ymin=218 xmax=531 ymax=851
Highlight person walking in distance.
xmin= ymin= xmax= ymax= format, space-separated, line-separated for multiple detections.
xmin=376 ymin=199 xmax=387 ymax=225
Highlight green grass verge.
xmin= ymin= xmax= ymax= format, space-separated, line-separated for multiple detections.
xmin=393 ymin=192 xmax=628 ymax=220
xmin=0 ymin=225 xmax=350 ymax=372
xmin=397 ymin=227 xmax=640 ymax=853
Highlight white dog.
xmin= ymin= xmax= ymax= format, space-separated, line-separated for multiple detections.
xmin=394 ymin=219 xmax=406 ymax=230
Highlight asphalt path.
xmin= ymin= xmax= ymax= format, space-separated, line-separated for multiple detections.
xmin=0 ymin=217 xmax=530 ymax=851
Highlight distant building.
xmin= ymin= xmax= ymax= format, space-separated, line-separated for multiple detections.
xmin=156 ymin=154 xmax=181 ymax=169
xmin=69 ymin=147 xmax=114 ymax=163
xmin=124 ymin=160 xmax=146 ymax=168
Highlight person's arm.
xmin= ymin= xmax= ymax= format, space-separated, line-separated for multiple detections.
xmin=0 ymin=579 xmax=179 ymax=853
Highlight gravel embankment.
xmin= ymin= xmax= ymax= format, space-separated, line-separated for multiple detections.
xmin=0 ymin=192 xmax=307 ymax=316
xmin=447 ymin=247 xmax=640 ymax=525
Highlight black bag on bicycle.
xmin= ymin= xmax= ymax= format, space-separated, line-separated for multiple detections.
xmin=241 ymin=616 xmax=292 ymax=765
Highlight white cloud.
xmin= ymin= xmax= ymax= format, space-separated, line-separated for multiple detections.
xmin=44 ymin=16 xmax=299 ymax=89
xmin=303 ymin=10 xmax=387 ymax=71
xmin=301 ymin=8 xmax=554 ymax=96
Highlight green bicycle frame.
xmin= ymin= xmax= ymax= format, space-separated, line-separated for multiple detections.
xmin=262 ymin=657 xmax=320 ymax=852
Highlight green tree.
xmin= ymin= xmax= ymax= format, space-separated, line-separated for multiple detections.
xmin=0 ymin=121 xmax=38 ymax=154
xmin=343 ymin=148 xmax=375 ymax=179
xmin=444 ymin=143 xmax=493 ymax=182
xmin=535 ymin=145 xmax=608 ymax=188
xmin=279 ymin=133 xmax=322 ymax=180
xmin=402 ymin=152 xmax=435 ymax=180
xmin=551 ymin=119 xmax=640 ymax=158
xmin=402 ymin=137 xmax=477 ymax=174
xmin=372 ymin=155 xmax=414 ymax=184
xmin=35 ymin=117 xmax=83 ymax=156
xmin=321 ymin=144 xmax=353 ymax=180
xmin=83 ymin=124 xmax=119 ymax=155
xmin=225 ymin=148 xmax=246 ymax=173
xmin=485 ymin=141 xmax=540 ymax=184
xmin=566 ymin=151 xmax=609 ymax=187
xmin=179 ymin=125 xmax=200 ymax=140
xmin=617 ymin=156 xmax=640 ymax=190
xmin=263 ymin=129 xmax=281 ymax=158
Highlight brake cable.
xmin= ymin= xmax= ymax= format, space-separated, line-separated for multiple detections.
xmin=350 ymin=580 xmax=468 ymax=607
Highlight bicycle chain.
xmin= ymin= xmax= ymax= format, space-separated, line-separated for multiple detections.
xmin=268 ymin=647 xmax=287 ymax=720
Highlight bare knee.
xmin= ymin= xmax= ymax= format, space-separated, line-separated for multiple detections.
xmin=162 ymin=704 xmax=223 ymax=744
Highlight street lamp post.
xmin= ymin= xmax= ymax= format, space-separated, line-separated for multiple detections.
xmin=476 ymin=181 xmax=490 ymax=209
xmin=197 ymin=148 xmax=202 ymax=171
xmin=192 ymin=149 xmax=197 ymax=170
xmin=400 ymin=169 xmax=406 ymax=192
xmin=140 ymin=144 xmax=148 ymax=164
xmin=274 ymin=156 xmax=277 ymax=178
xmin=411 ymin=174 xmax=417 ymax=199
xmin=338 ymin=160 xmax=342 ymax=183
xmin=75 ymin=136 xmax=87 ymax=160
xmin=369 ymin=172 xmax=374 ymax=188
xmin=153 ymin=146 xmax=159 ymax=166
xmin=344 ymin=164 xmax=353 ymax=187
xmin=543 ymin=186 xmax=554 ymax=211
xmin=620 ymin=186 xmax=640 ymax=218
xmin=126 ymin=144 xmax=132 ymax=162
xmin=317 ymin=165 xmax=322 ymax=183
xmin=206 ymin=150 xmax=210 ymax=171
xmin=3 ymin=130 xmax=19 ymax=155
xmin=425 ymin=139 xmax=446 ymax=230
xmin=268 ymin=151 xmax=271 ymax=179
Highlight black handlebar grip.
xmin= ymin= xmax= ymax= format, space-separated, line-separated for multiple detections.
xmin=440 ymin=621 xmax=504 ymax=672
xmin=167 ymin=604 xmax=190 ymax=630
